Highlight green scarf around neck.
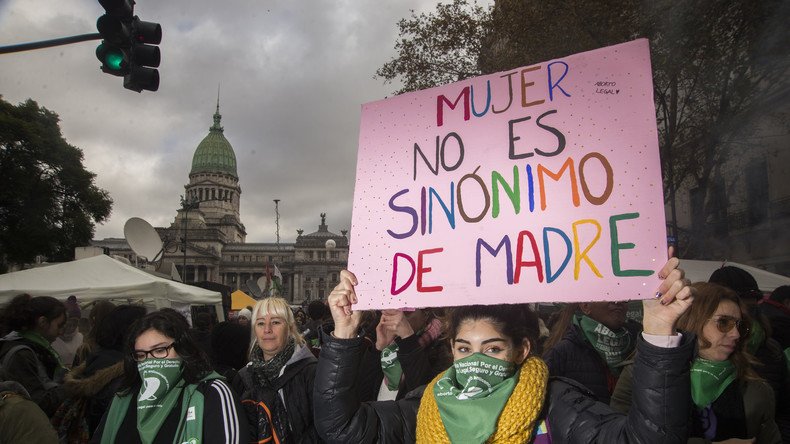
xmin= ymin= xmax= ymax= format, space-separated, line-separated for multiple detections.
xmin=381 ymin=342 xmax=403 ymax=391
xmin=135 ymin=359 xmax=186 ymax=442
xmin=690 ymin=358 xmax=736 ymax=409
xmin=19 ymin=330 xmax=67 ymax=372
xmin=380 ymin=325 xmax=430 ymax=391
xmin=433 ymin=353 xmax=517 ymax=443
xmin=101 ymin=363 xmax=223 ymax=444
xmin=574 ymin=314 xmax=633 ymax=375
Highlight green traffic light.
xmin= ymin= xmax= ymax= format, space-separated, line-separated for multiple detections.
xmin=96 ymin=42 xmax=127 ymax=74
xmin=104 ymin=50 xmax=123 ymax=70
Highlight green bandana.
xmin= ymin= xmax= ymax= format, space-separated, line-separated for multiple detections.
xmin=136 ymin=358 xmax=186 ymax=443
xmin=690 ymin=358 xmax=736 ymax=409
xmin=19 ymin=330 xmax=67 ymax=372
xmin=746 ymin=321 xmax=765 ymax=355
xmin=101 ymin=368 xmax=222 ymax=444
xmin=381 ymin=342 xmax=403 ymax=391
xmin=574 ymin=314 xmax=633 ymax=374
xmin=433 ymin=353 xmax=517 ymax=443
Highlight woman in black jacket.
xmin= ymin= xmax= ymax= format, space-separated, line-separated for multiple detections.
xmin=315 ymin=256 xmax=695 ymax=444
xmin=0 ymin=294 xmax=66 ymax=417
xmin=232 ymin=297 xmax=321 ymax=443
xmin=541 ymin=301 xmax=641 ymax=403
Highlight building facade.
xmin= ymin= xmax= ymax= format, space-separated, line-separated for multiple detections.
xmin=668 ymin=105 xmax=790 ymax=276
xmin=92 ymin=103 xmax=348 ymax=304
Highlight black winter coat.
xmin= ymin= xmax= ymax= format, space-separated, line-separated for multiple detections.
xmin=0 ymin=333 xmax=64 ymax=417
xmin=313 ymin=333 xmax=693 ymax=444
xmin=543 ymin=320 xmax=641 ymax=403
xmin=233 ymin=345 xmax=322 ymax=443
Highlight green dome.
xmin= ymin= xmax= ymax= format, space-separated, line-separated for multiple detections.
xmin=190 ymin=105 xmax=237 ymax=177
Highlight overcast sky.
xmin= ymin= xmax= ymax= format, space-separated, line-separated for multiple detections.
xmin=0 ymin=0 xmax=480 ymax=244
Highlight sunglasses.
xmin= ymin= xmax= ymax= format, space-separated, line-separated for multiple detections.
xmin=708 ymin=316 xmax=748 ymax=335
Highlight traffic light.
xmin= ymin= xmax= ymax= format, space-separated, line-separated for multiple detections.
xmin=95 ymin=0 xmax=132 ymax=76
xmin=95 ymin=0 xmax=161 ymax=92
xmin=124 ymin=17 xmax=161 ymax=92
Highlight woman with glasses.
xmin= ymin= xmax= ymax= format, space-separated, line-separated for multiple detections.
xmin=91 ymin=310 xmax=247 ymax=444
xmin=231 ymin=297 xmax=321 ymax=443
xmin=612 ymin=282 xmax=781 ymax=443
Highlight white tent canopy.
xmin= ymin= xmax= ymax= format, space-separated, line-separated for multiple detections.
xmin=0 ymin=255 xmax=223 ymax=318
xmin=680 ymin=259 xmax=790 ymax=293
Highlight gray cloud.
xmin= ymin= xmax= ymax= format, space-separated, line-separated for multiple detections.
xmin=0 ymin=0 xmax=458 ymax=244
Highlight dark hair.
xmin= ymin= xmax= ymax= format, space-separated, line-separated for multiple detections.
xmin=210 ymin=321 xmax=250 ymax=371
xmin=445 ymin=304 xmax=540 ymax=357
xmin=709 ymin=266 xmax=762 ymax=300
xmin=87 ymin=301 xmax=116 ymax=340
xmin=677 ymin=282 xmax=759 ymax=382
xmin=95 ymin=305 xmax=147 ymax=352
xmin=118 ymin=310 xmax=213 ymax=395
xmin=770 ymin=285 xmax=790 ymax=304
xmin=2 ymin=294 xmax=66 ymax=332
xmin=194 ymin=312 xmax=212 ymax=330
xmin=307 ymin=300 xmax=328 ymax=321
xmin=542 ymin=303 xmax=579 ymax=354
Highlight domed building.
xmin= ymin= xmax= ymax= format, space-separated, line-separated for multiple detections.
xmin=92 ymin=100 xmax=348 ymax=304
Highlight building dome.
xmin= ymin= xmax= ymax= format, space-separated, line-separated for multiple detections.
xmin=191 ymin=104 xmax=237 ymax=177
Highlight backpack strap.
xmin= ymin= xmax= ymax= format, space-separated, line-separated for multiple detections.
xmin=1 ymin=344 xmax=34 ymax=380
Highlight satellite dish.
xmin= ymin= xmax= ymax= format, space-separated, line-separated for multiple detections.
xmin=124 ymin=217 xmax=164 ymax=262
xmin=247 ymin=279 xmax=263 ymax=298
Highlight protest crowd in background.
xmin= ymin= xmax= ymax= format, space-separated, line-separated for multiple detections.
xmin=0 ymin=261 xmax=787 ymax=443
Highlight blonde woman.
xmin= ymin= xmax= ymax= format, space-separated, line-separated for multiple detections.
xmin=232 ymin=297 xmax=321 ymax=443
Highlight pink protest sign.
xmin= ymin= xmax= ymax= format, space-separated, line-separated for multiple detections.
xmin=349 ymin=39 xmax=667 ymax=309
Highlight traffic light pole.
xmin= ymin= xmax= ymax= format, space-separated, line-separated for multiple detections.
xmin=0 ymin=33 xmax=101 ymax=55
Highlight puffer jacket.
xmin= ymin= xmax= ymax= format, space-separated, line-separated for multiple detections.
xmin=543 ymin=320 xmax=641 ymax=404
xmin=313 ymin=332 xmax=694 ymax=444
xmin=233 ymin=344 xmax=322 ymax=443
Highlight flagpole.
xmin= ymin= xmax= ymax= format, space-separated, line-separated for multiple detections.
xmin=273 ymin=199 xmax=281 ymax=298
xmin=274 ymin=199 xmax=281 ymax=252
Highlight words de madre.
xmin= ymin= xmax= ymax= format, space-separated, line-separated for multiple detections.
xmin=349 ymin=39 xmax=667 ymax=309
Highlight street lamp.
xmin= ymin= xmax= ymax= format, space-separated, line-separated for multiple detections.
xmin=180 ymin=194 xmax=200 ymax=282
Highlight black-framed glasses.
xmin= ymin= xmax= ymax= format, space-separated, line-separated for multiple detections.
xmin=708 ymin=316 xmax=748 ymax=335
xmin=131 ymin=343 xmax=177 ymax=362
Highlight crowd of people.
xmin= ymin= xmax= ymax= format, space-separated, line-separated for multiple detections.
xmin=0 ymin=258 xmax=788 ymax=443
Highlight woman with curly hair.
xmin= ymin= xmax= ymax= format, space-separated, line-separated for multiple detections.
xmin=91 ymin=310 xmax=246 ymax=444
